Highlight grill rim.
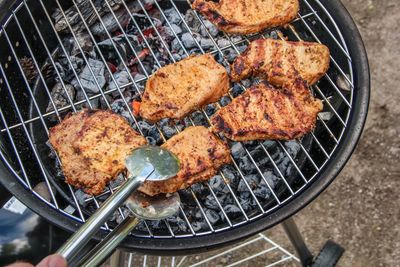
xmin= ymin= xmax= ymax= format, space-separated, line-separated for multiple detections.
xmin=0 ymin=0 xmax=370 ymax=255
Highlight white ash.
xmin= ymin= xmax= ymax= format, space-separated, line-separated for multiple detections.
xmin=181 ymin=32 xmax=198 ymax=49
xmin=90 ymin=8 xmax=132 ymax=37
xmin=171 ymin=38 xmax=182 ymax=52
xmin=237 ymin=175 xmax=259 ymax=191
xmin=263 ymin=171 xmax=280 ymax=189
xmin=63 ymin=32 xmax=93 ymax=56
xmin=230 ymin=35 xmax=243 ymax=43
xmin=200 ymin=38 xmax=214 ymax=49
xmin=108 ymin=70 xmax=130 ymax=97
xmin=200 ymin=20 xmax=219 ymax=37
xmin=110 ymin=207 xmax=131 ymax=224
xmin=75 ymin=89 xmax=100 ymax=109
xmin=74 ymin=190 xmax=91 ymax=206
xmin=55 ymin=55 xmax=85 ymax=83
xmin=109 ymin=174 xmax=125 ymax=188
xmin=170 ymin=23 xmax=183 ymax=35
xmin=262 ymin=140 xmax=277 ymax=149
xmin=319 ymin=112 xmax=333 ymax=121
xmin=205 ymin=208 xmax=220 ymax=225
xmin=71 ymin=58 xmax=106 ymax=94
xmin=336 ymin=74 xmax=352 ymax=91
xmin=231 ymin=142 xmax=246 ymax=158
xmin=164 ymin=8 xmax=181 ymax=24
xmin=52 ymin=0 xmax=127 ymax=33
xmin=184 ymin=9 xmax=202 ymax=32
xmin=217 ymin=39 xmax=230 ymax=48
xmin=133 ymin=73 xmax=146 ymax=81
xmin=46 ymin=83 xmax=75 ymax=113
xmin=285 ymin=141 xmax=301 ymax=158
xmin=172 ymin=53 xmax=182 ymax=61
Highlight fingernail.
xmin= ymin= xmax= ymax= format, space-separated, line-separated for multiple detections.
xmin=47 ymin=255 xmax=66 ymax=267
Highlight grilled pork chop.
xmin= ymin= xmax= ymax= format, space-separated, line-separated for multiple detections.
xmin=49 ymin=110 xmax=146 ymax=195
xmin=139 ymin=126 xmax=231 ymax=196
xmin=211 ymin=79 xmax=323 ymax=141
xmin=192 ymin=0 xmax=299 ymax=34
xmin=140 ymin=54 xmax=229 ymax=122
xmin=231 ymin=39 xmax=330 ymax=86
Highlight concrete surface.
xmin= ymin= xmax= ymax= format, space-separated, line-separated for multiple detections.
xmin=267 ymin=1 xmax=399 ymax=266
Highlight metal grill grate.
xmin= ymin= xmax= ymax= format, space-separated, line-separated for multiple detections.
xmin=0 ymin=0 xmax=353 ymax=239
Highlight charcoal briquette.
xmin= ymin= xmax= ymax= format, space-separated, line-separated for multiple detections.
xmin=191 ymin=221 xmax=205 ymax=232
xmin=170 ymin=23 xmax=183 ymax=35
xmin=254 ymin=186 xmax=271 ymax=200
xmin=200 ymin=38 xmax=214 ymax=50
xmin=224 ymin=204 xmax=242 ymax=217
xmin=231 ymin=84 xmax=244 ymax=97
xmin=200 ymin=20 xmax=219 ymax=37
xmin=162 ymin=125 xmax=176 ymax=139
xmin=164 ymin=8 xmax=181 ymax=24
xmin=285 ymin=140 xmax=301 ymax=158
xmin=205 ymin=208 xmax=220 ymax=225
xmin=231 ymin=142 xmax=245 ymax=158
xmin=204 ymin=194 xmax=219 ymax=210
xmin=181 ymin=32 xmax=197 ymax=49
xmin=137 ymin=120 xmax=154 ymax=135
xmin=209 ymin=175 xmax=226 ymax=193
xmin=204 ymin=104 xmax=216 ymax=116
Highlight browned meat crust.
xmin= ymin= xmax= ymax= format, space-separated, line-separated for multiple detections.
xmin=140 ymin=54 xmax=229 ymax=122
xmin=192 ymin=0 xmax=299 ymax=34
xmin=211 ymin=79 xmax=323 ymax=141
xmin=49 ymin=110 xmax=146 ymax=195
xmin=231 ymin=39 xmax=330 ymax=86
xmin=139 ymin=126 xmax=231 ymax=196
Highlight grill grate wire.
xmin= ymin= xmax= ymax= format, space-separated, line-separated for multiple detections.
xmin=0 ymin=0 xmax=353 ymax=238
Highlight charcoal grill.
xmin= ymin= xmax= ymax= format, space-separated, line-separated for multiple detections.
xmin=0 ymin=0 xmax=369 ymax=260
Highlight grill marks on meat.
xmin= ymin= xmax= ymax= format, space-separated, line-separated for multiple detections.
xmin=231 ymin=39 xmax=330 ymax=86
xmin=49 ymin=110 xmax=146 ymax=195
xmin=192 ymin=0 xmax=299 ymax=34
xmin=211 ymin=79 xmax=323 ymax=141
xmin=140 ymin=54 xmax=229 ymax=122
xmin=139 ymin=126 xmax=231 ymax=196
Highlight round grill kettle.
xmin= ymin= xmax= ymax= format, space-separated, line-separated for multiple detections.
xmin=0 ymin=0 xmax=369 ymax=259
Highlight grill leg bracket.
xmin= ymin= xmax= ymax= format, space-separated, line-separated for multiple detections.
xmin=282 ymin=218 xmax=313 ymax=266
xmin=282 ymin=217 xmax=344 ymax=267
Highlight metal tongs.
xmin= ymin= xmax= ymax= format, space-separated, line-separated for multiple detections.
xmin=57 ymin=146 xmax=180 ymax=266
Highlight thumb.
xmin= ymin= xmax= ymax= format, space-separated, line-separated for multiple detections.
xmin=36 ymin=254 xmax=67 ymax=267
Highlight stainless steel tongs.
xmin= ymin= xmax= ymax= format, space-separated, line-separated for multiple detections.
xmin=57 ymin=146 xmax=180 ymax=265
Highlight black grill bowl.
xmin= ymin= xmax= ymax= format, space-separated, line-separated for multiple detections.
xmin=0 ymin=0 xmax=369 ymax=255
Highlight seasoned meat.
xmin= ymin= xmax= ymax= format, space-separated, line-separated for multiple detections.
xmin=139 ymin=54 xmax=229 ymax=122
xmin=211 ymin=79 xmax=323 ymax=141
xmin=73 ymin=110 xmax=147 ymax=176
xmin=231 ymin=39 xmax=330 ymax=86
xmin=139 ymin=126 xmax=231 ymax=196
xmin=49 ymin=110 xmax=146 ymax=195
xmin=192 ymin=0 xmax=299 ymax=34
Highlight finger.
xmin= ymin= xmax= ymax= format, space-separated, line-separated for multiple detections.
xmin=36 ymin=254 xmax=67 ymax=267
xmin=5 ymin=262 xmax=34 ymax=267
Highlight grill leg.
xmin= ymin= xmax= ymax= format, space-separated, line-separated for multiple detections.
xmin=282 ymin=217 xmax=313 ymax=267
xmin=110 ymin=249 xmax=126 ymax=267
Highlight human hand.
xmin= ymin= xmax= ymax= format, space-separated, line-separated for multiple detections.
xmin=6 ymin=254 xmax=67 ymax=267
